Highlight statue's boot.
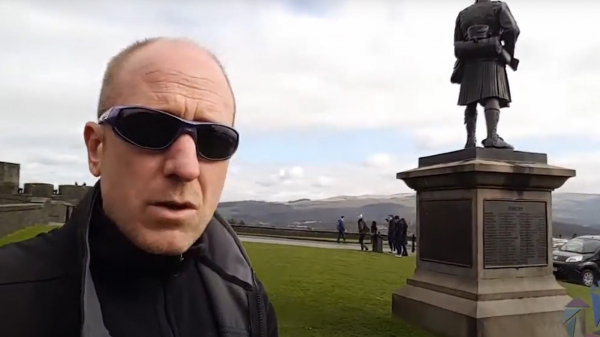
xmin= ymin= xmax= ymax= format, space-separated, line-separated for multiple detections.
xmin=481 ymin=108 xmax=514 ymax=149
xmin=464 ymin=107 xmax=477 ymax=149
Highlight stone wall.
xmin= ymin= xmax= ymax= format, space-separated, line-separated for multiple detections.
xmin=0 ymin=201 xmax=70 ymax=237
xmin=0 ymin=194 xmax=30 ymax=205
xmin=231 ymin=224 xmax=392 ymax=241
xmin=0 ymin=204 xmax=46 ymax=237
xmin=0 ymin=161 xmax=19 ymax=195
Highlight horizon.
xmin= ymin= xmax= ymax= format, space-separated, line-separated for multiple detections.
xmin=5 ymin=174 xmax=599 ymax=203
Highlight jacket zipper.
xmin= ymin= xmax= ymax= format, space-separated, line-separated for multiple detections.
xmin=164 ymin=255 xmax=184 ymax=337
xmin=254 ymin=275 xmax=266 ymax=337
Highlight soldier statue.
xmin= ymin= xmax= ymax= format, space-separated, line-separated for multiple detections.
xmin=452 ymin=0 xmax=520 ymax=149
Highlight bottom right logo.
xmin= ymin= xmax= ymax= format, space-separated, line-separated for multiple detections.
xmin=564 ymin=282 xmax=600 ymax=337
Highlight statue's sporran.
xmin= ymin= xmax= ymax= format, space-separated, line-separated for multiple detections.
xmin=452 ymin=0 xmax=520 ymax=149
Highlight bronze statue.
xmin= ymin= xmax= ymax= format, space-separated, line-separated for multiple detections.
xmin=452 ymin=0 xmax=520 ymax=150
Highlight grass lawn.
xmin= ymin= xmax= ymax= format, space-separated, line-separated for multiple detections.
xmin=0 ymin=226 xmax=593 ymax=336
xmin=245 ymin=242 xmax=433 ymax=337
xmin=0 ymin=224 xmax=60 ymax=247
xmin=246 ymin=243 xmax=593 ymax=337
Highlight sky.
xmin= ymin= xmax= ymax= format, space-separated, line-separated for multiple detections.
xmin=1 ymin=0 xmax=599 ymax=202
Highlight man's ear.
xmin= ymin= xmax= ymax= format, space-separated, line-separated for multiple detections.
xmin=83 ymin=122 xmax=104 ymax=177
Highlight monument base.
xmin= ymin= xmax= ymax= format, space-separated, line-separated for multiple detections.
xmin=393 ymin=285 xmax=569 ymax=337
xmin=393 ymin=148 xmax=576 ymax=337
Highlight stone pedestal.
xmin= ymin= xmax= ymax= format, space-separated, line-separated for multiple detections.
xmin=392 ymin=148 xmax=576 ymax=337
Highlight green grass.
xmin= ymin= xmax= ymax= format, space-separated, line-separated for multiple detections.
xmin=245 ymin=242 xmax=433 ymax=337
xmin=0 ymin=225 xmax=59 ymax=247
xmin=0 ymin=226 xmax=593 ymax=336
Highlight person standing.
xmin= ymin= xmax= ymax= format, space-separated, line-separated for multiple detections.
xmin=337 ymin=216 xmax=346 ymax=243
xmin=393 ymin=216 xmax=404 ymax=256
xmin=370 ymin=221 xmax=378 ymax=235
xmin=397 ymin=218 xmax=409 ymax=257
xmin=386 ymin=215 xmax=396 ymax=253
xmin=358 ymin=214 xmax=369 ymax=251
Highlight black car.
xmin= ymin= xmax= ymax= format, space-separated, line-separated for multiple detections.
xmin=553 ymin=235 xmax=600 ymax=287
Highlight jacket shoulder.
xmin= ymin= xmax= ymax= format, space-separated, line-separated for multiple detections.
xmin=0 ymin=226 xmax=76 ymax=285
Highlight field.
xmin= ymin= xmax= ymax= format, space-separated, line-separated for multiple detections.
xmin=0 ymin=226 xmax=594 ymax=336
xmin=0 ymin=224 xmax=60 ymax=247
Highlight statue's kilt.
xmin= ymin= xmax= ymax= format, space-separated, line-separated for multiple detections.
xmin=458 ymin=60 xmax=512 ymax=107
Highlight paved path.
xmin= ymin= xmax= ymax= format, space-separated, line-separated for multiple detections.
xmin=239 ymin=235 xmax=415 ymax=255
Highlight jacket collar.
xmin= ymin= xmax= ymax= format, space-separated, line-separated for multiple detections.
xmin=63 ymin=182 xmax=254 ymax=337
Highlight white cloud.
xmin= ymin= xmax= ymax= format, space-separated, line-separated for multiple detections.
xmin=222 ymin=150 xmax=589 ymax=202
xmin=224 ymin=152 xmax=414 ymax=202
xmin=364 ymin=153 xmax=394 ymax=169
xmin=0 ymin=0 xmax=599 ymax=200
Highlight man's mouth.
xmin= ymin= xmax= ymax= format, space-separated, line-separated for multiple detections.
xmin=151 ymin=201 xmax=196 ymax=211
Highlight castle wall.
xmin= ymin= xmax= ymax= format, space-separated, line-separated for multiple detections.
xmin=58 ymin=185 xmax=92 ymax=203
xmin=0 ymin=204 xmax=47 ymax=237
xmin=0 ymin=194 xmax=30 ymax=205
xmin=0 ymin=161 xmax=19 ymax=195
xmin=24 ymin=183 xmax=54 ymax=198
xmin=0 ymin=200 xmax=70 ymax=237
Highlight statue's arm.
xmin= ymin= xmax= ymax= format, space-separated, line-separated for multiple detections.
xmin=454 ymin=14 xmax=463 ymax=43
xmin=499 ymin=2 xmax=520 ymax=56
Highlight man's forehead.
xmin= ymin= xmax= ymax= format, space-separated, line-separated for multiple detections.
xmin=111 ymin=41 xmax=234 ymax=121
xmin=121 ymin=41 xmax=222 ymax=79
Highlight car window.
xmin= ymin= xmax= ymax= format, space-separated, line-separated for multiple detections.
xmin=560 ymin=238 xmax=600 ymax=254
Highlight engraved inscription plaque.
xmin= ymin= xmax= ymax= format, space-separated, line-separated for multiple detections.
xmin=419 ymin=199 xmax=472 ymax=267
xmin=483 ymin=200 xmax=548 ymax=268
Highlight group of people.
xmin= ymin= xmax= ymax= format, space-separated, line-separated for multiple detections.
xmin=386 ymin=215 xmax=409 ymax=257
xmin=335 ymin=214 xmax=410 ymax=256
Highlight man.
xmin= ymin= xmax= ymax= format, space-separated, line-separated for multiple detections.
xmin=452 ymin=0 xmax=520 ymax=149
xmin=396 ymin=218 xmax=409 ymax=257
xmin=357 ymin=214 xmax=369 ymax=251
xmin=392 ymin=216 xmax=404 ymax=256
xmin=0 ymin=38 xmax=278 ymax=337
xmin=336 ymin=215 xmax=346 ymax=243
xmin=386 ymin=215 xmax=395 ymax=253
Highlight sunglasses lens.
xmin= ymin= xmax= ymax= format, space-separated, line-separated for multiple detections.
xmin=114 ymin=108 xmax=180 ymax=148
xmin=196 ymin=124 xmax=239 ymax=160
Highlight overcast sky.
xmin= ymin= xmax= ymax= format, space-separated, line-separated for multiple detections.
xmin=1 ymin=0 xmax=599 ymax=201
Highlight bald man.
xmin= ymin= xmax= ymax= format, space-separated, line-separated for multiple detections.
xmin=0 ymin=38 xmax=278 ymax=337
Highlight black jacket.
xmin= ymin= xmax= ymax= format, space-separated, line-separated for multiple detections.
xmin=0 ymin=184 xmax=278 ymax=337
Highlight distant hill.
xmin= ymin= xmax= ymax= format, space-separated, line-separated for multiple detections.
xmin=217 ymin=193 xmax=600 ymax=237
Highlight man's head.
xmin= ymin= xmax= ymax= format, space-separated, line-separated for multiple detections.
xmin=84 ymin=38 xmax=236 ymax=256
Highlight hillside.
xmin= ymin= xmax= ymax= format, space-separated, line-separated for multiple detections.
xmin=217 ymin=192 xmax=600 ymax=236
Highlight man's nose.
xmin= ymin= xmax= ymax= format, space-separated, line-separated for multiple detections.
xmin=162 ymin=134 xmax=200 ymax=182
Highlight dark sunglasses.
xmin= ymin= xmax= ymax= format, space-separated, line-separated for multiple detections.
xmin=98 ymin=106 xmax=239 ymax=161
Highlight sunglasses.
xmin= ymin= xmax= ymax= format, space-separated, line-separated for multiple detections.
xmin=98 ymin=106 xmax=239 ymax=161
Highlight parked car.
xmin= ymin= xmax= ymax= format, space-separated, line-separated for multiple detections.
xmin=552 ymin=238 xmax=568 ymax=248
xmin=553 ymin=235 xmax=600 ymax=286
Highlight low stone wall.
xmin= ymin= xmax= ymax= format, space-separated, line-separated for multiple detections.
xmin=0 ymin=204 xmax=46 ymax=237
xmin=0 ymin=194 xmax=30 ymax=205
xmin=0 ymin=201 xmax=70 ymax=237
xmin=232 ymin=224 xmax=394 ymax=241
xmin=232 ymin=224 xmax=361 ymax=240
